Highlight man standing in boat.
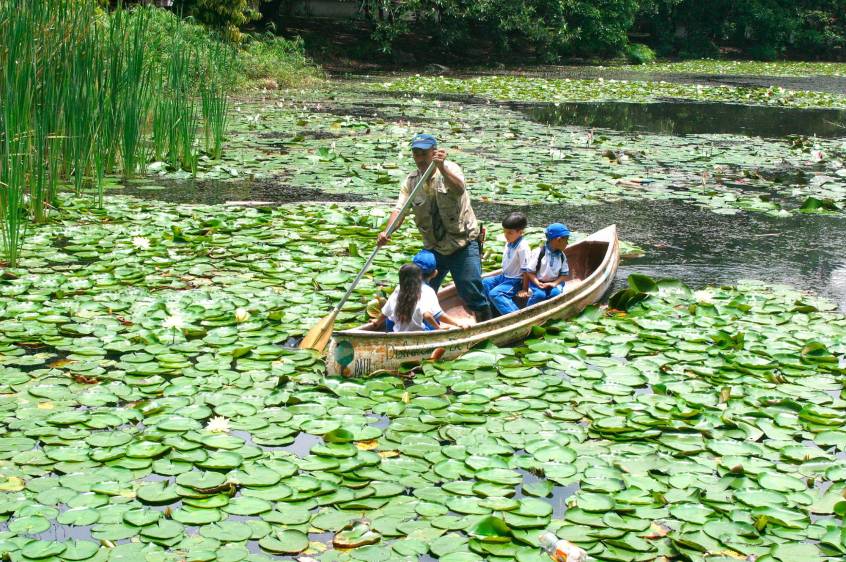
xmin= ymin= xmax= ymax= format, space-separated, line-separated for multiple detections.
xmin=377 ymin=133 xmax=493 ymax=323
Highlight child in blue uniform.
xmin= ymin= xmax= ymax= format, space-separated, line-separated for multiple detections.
xmin=381 ymin=250 xmax=469 ymax=332
xmin=525 ymin=223 xmax=570 ymax=307
xmin=482 ymin=212 xmax=531 ymax=316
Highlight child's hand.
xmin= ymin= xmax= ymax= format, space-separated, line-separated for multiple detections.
xmin=517 ymin=290 xmax=529 ymax=299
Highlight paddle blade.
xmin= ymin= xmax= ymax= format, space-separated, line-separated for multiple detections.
xmin=299 ymin=313 xmax=336 ymax=352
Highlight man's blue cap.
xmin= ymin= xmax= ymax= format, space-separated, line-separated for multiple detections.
xmin=546 ymin=223 xmax=571 ymax=240
xmin=412 ymin=249 xmax=437 ymax=275
xmin=410 ymin=133 xmax=437 ymax=150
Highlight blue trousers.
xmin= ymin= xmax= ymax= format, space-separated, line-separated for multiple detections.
xmin=428 ymin=240 xmax=488 ymax=312
xmin=482 ymin=274 xmax=522 ymax=315
xmin=527 ymin=281 xmax=564 ymax=307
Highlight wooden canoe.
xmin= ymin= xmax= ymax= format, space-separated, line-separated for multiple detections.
xmin=326 ymin=225 xmax=620 ymax=376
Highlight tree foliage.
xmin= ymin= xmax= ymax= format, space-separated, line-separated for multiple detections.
xmin=349 ymin=0 xmax=640 ymax=62
xmin=636 ymin=0 xmax=846 ymax=59
xmin=172 ymin=0 xmax=263 ymax=40
xmin=170 ymin=0 xmax=846 ymax=62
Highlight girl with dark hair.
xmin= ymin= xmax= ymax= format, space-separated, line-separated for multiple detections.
xmin=379 ymin=254 xmax=470 ymax=332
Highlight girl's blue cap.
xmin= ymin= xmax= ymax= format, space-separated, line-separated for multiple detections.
xmin=410 ymin=134 xmax=437 ymax=150
xmin=546 ymin=223 xmax=571 ymax=240
xmin=412 ymin=249 xmax=437 ymax=274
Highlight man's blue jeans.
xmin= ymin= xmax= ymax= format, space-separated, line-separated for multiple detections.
xmin=527 ymin=281 xmax=564 ymax=307
xmin=482 ymin=274 xmax=522 ymax=315
xmin=429 ymin=240 xmax=488 ymax=312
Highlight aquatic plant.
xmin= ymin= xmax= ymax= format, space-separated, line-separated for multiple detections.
xmin=0 ymin=0 xmax=245 ymax=260
xmin=116 ymin=6 xmax=154 ymax=179
xmin=380 ymin=74 xmax=846 ymax=109
xmin=0 ymin=194 xmax=843 ymax=559
xmin=201 ymin=44 xmax=233 ymax=160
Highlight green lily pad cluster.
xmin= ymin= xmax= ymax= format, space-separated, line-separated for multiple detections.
xmin=1 ymin=235 xmax=845 ymax=562
xmin=631 ymin=60 xmax=846 ymax=78
xmin=137 ymin=86 xmax=846 ymax=218
xmin=379 ymin=75 xmax=846 ymax=109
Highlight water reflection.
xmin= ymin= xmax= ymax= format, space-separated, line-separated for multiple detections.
xmin=527 ymin=101 xmax=846 ymax=138
xmin=282 ymin=432 xmax=322 ymax=457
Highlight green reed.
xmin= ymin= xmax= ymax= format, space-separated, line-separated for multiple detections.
xmin=0 ymin=1 xmax=34 ymax=266
xmin=118 ymin=7 xmax=153 ymax=178
xmin=163 ymin=19 xmax=201 ymax=174
xmin=201 ymin=44 xmax=233 ymax=160
xmin=0 ymin=0 xmax=235 ymax=262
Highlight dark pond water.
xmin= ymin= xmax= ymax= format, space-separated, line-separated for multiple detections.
xmin=526 ymin=101 xmax=846 ymax=138
xmin=475 ymin=198 xmax=846 ymax=311
xmin=123 ymin=177 xmax=846 ymax=311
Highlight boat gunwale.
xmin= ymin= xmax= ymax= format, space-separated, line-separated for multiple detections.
xmin=334 ymin=224 xmax=618 ymax=340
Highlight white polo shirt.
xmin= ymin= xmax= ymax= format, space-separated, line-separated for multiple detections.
xmin=501 ymin=238 xmax=531 ymax=279
xmin=382 ymin=284 xmax=443 ymax=332
xmin=528 ymin=245 xmax=569 ymax=283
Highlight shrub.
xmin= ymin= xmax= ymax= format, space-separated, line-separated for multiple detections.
xmin=171 ymin=0 xmax=262 ymax=40
xmin=141 ymin=8 xmax=320 ymax=89
xmin=625 ymin=43 xmax=657 ymax=64
xmin=239 ymin=33 xmax=323 ymax=87
xmin=746 ymin=44 xmax=779 ymax=61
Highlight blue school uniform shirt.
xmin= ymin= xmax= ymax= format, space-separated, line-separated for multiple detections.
xmin=528 ymin=243 xmax=569 ymax=283
xmin=501 ymin=237 xmax=531 ymax=279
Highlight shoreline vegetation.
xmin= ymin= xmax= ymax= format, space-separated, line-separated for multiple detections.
xmin=0 ymin=0 xmax=320 ymax=266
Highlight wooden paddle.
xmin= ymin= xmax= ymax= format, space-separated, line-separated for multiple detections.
xmin=300 ymin=161 xmax=438 ymax=352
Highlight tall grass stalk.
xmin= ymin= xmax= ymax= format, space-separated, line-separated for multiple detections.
xmin=0 ymin=1 xmax=35 ymax=266
xmin=163 ymin=19 xmax=201 ymax=174
xmin=118 ymin=7 xmax=153 ymax=178
xmin=0 ymin=0 xmax=238 ymax=263
xmin=201 ymin=44 xmax=233 ymax=160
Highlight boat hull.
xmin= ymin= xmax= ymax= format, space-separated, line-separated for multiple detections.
xmin=327 ymin=225 xmax=619 ymax=377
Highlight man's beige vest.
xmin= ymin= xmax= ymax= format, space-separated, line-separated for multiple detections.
xmin=404 ymin=165 xmax=479 ymax=255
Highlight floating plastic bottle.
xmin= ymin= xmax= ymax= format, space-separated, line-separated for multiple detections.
xmin=539 ymin=532 xmax=589 ymax=562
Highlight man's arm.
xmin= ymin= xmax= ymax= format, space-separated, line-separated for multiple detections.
xmin=377 ymin=209 xmax=404 ymax=246
xmin=433 ymin=149 xmax=465 ymax=193
xmin=377 ymin=179 xmax=412 ymax=246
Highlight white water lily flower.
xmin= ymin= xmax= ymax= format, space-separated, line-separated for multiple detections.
xmin=234 ymin=307 xmax=250 ymax=323
xmin=162 ymin=313 xmax=185 ymax=330
xmin=693 ymin=289 xmax=715 ymax=303
xmin=811 ymin=149 xmax=825 ymax=162
xmin=205 ymin=416 xmax=230 ymax=433
xmin=132 ymin=236 xmax=151 ymax=250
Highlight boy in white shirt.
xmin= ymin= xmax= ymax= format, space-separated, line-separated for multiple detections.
xmin=524 ymin=223 xmax=570 ymax=307
xmin=482 ymin=212 xmax=531 ymax=316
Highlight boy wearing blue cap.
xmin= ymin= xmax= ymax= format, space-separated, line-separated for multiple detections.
xmin=524 ymin=223 xmax=571 ymax=307
xmin=377 ymin=133 xmax=493 ymax=323
xmin=483 ymin=212 xmax=531 ymax=316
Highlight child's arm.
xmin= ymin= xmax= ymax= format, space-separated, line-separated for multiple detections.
xmin=438 ymin=312 xmax=471 ymax=329
xmin=423 ymin=311 xmax=441 ymax=330
xmin=373 ymin=313 xmax=387 ymax=330
xmin=527 ymin=271 xmax=555 ymax=289
xmin=549 ymin=274 xmax=568 ymax=287
xmin=518 ymin=271 xmax=530 ymax=299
